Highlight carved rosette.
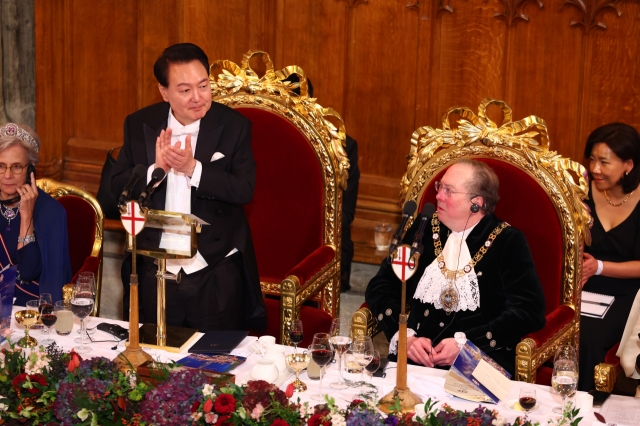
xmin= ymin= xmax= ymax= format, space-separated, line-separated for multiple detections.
xmin=401 ymin=99 xmax=590 ymax=383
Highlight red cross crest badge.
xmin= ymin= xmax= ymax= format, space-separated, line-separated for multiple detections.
xmin=391 ymin=245 xmax=417 ymax=281
xmin=121 ymin=201 xmax=146 ymax=235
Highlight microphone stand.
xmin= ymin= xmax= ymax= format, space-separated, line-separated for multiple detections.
xmin=378 ymin=245 xmax=423 ymax=414
xmin=114 ymin=201 xmax=153 ymax=371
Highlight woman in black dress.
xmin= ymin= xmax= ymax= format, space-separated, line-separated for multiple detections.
xmin=579 ymin=122 xmax=640 ymax=391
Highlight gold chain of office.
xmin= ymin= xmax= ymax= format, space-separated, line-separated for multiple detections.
xmin=431 ymin=214 xmax=510 ymax=280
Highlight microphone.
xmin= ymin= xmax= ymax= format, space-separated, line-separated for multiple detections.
xmin=409 ymin=202 xmax=436 ymax=260
xmin=389 ymin=200 xmax=417 ymax=258
xmin=138 ymin=168 xmax=166 ymax=206
xmin=118 ymin=164 xmax=147 ymax=206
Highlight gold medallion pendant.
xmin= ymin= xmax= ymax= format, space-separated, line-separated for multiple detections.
xmin=439 ymin=287 xmax=459 ymax=314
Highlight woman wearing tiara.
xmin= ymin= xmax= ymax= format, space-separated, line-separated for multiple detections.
xmin=580 ymin=122 xmax=640 ymax=391
xmin=0 ymin=123 xmax=71 ymax=306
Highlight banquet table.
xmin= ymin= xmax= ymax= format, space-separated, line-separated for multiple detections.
xmin=4 ymin=306 xmax=637 ymax=425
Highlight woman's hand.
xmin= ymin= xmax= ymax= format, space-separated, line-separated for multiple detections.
xmin=18 ymin=172 xmax=38 ymax=222
xmin=582 ymin=252 xmax=598 ymax=287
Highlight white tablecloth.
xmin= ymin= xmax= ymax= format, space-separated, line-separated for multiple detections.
xmin=4 ymin=306 xmax=633 ymax=425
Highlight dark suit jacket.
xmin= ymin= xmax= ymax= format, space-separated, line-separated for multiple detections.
xmin=111 ymin=101 xmax=266 ymax=330
xmin=365 ymin=213 xmax=546 ymax=374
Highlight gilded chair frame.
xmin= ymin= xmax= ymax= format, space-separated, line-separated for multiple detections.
xmin=37 ymin=178 xmax=104 ymax=316
xmin=352 ymin=99 xmax=591 ymax=383
xmin=209 ymin=51 xmax=349 ymax=344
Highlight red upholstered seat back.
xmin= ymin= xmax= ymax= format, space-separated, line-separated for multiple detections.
xmin=56 ymin=195 xmax=98 ymax=276
xmin=237 ymin=107 xmax=325 ymax=283
xmin=420 ymin=158 xmax=563 ymax=314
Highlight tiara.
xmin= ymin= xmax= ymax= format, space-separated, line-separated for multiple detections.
xmin=0 ymin=123 xmax=39 ymax=153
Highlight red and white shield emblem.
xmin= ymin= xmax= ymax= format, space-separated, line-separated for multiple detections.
xmin=121 ymin=201 xmax=146 ymax=235
xmin=391 ymin=245 xmax=417 ymax=281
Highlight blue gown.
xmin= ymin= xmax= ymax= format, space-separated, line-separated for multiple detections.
xmin=0 ymin=189 xmax=72 ymax=306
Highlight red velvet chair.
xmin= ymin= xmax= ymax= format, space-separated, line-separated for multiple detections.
xmin=37 ymin=178 xmax=104 ymax=316
xmin=210 ymin=51 xmax=350 ymax=347
xmin=352 ymin=99 xmax=592 ymax=384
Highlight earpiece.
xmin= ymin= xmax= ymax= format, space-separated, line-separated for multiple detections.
xmin=470 ymin=203 xmax=480 ymax=213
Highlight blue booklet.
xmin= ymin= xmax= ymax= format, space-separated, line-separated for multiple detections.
xmin=177 ymin=353 xmax=246 ymax=373
xmin=0 ymin=265 xmax=17 ymax=343
xmin=449 ymin=340 xmax=511 ymax=404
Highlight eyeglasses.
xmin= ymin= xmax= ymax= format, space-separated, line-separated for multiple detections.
xmin=434 ymin=181 xmax=473 ymax=198
xmin=0 ymin=163 xmax=28 ymax=174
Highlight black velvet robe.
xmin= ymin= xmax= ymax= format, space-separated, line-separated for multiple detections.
xmin=365 ymin=212 xmax=546 ymax=375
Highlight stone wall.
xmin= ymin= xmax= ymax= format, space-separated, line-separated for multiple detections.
xmin=0 ymin=0 xmax=35 ymax=128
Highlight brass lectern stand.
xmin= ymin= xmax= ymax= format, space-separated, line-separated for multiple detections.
xmin=115 ymin=201 xmax=207 ymax=371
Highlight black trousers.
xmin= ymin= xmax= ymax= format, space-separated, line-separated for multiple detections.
xmin=139 ymin=252 xmax=244 ymax=332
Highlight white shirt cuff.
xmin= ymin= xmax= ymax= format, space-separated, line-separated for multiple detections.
xmin=189 ymin=160 xmax=203 ymax=188
xmin=389 ymin=328 xmax=417 ymax=355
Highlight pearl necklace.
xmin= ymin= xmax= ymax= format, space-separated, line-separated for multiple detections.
xmin=604 ymin=190 xmax=633 ymax=207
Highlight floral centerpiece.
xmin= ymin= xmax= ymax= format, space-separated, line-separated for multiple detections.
xmin=0 ymin=338 xmax=583 ymax=426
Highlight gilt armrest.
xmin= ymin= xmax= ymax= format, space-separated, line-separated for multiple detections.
xmin=351 ymin=303 xmax=381 ymax=340
xmin=594 ymin=342 xmax=621 ymax=392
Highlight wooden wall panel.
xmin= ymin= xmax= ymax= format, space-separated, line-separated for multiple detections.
xmin=580 ymin=2 xmax=640 ymax=145
xmin=435 ymin=1 xmax=507 ymax=118
xmin=34 ymin=0 xmax=640 ymax=262
xmin=276 ymin=0 xmax=348 ymax=116
xmin=346 ymin=1 xmax=420 ymax=180
xmin=505 ymin=1 xmax=585 ymax=161
xmin=71 ymin=0 xmax=137 ymax=143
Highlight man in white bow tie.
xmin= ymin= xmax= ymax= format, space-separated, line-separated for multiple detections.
xmin=365 ymin=160 xmax=545 ymax=375
xmin=111 ymin=43 xmax=266 ymax=332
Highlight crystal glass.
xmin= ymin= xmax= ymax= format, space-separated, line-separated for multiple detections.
xmin=75 ymin=272 xmax=97 ymax=335
xmin=551 ymin=345 xmax=578 ymax=416
xmin=310 ymin=335 xmax=335 ymax=401
xmin=71 ymin=279 xmax=95 ymax=353
xmin=16 ymin=300 xmax=39 ymax=348
xmin=38 ymin=293 xmax=56 ymax=345
xmin=351 ymin=335 xmax=374 ymax=392
xmin=519 ymin=387 xmax=537 ymax=421
xmin=289 ymin=319 xmax=303 ymax=354
xmin=329 ymin=318 xmax=351 ymax=390
xmin=285 ymin=350 xmax=310 ymax=392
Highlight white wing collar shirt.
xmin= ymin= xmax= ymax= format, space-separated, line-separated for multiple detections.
xmin=389 ymin=222 xmax=480 ymax=354
xmin=154 ymin=109 xmax=207 ymax=275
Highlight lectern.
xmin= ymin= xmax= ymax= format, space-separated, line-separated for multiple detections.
xmin=115 ymin=201 xmax=207 ymax=370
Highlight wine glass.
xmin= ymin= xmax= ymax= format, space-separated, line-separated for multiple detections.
xmin=289 ymin=319 xmax=303 ymax=354
xmin=16 ymin=300 xmax=40 ymax=348
xmin=72 ymin=279 xmax=95 ymax=353
xmin=551 ymin=345 xmax=578 ymax=416
xmin=38 ymin=293 xmax=56 ymax=346
xmin=329 ymin=318 xmax=351 ymax=389
xmin=75 ymin=272 xmax=97 ymax=335
xmin=310 ymin=335 xmax=335 ymax=401
xmin=518 ymin=387 xmax=537 ymax=421
xmin=351 ymin=336 xmax=374 ymax=383
xmin=365 ymin=350 xmax=381 ymax=382
xmin=285 ymin=350 xmax=310 ymax=392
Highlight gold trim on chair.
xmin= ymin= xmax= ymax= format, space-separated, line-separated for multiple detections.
xmin=210 ymin=51 xmax=348 ymax=345
xmin=37 ymin=178 xmax=104 ymax=317
xmin=353 ymin=99 xmax=591 ymax=384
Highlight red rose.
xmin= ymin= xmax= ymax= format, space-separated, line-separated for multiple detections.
xmin=285 ymin=383 xmax=294 ymax=398
xmin=349 ymin=399 xmax=364 ymax=408
xmin=68 ymin=350 xmax=81 ymax=373
xmin=308 ymin=414 xmax=331 ymax=426
xmin=217 ymin=414 xmax=231 ymax=424
xmin=214 ymin=394 xmax=236 ymax=414
xmin=270 ymin=419 xmax=289 ymax=426
xmin=11 ymin=373 xmax=48 ymax=395
xmin=191 ymin=400 xmax=200 ymax=413
xmin=203 ymin=398 xmax=213 ymax=414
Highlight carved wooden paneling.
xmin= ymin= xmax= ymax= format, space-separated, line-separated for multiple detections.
xmin=504 ymin=0 xmax=585 ymax=161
